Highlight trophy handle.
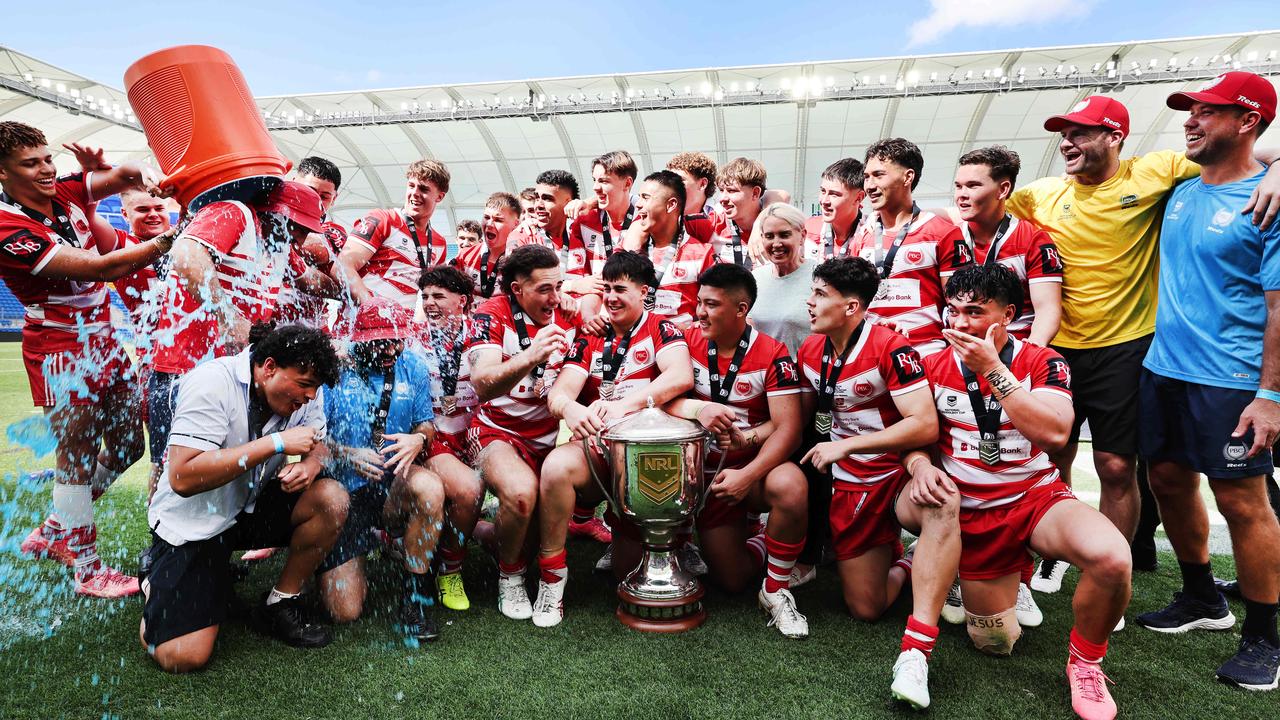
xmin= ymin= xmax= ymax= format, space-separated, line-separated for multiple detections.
xmin=583 ymin=433 xmax=617 ymax=508
xmin=695 ymin=435 xmax=731 ymax=516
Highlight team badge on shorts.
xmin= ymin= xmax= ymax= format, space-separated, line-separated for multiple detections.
xmin=1223 ymin=440 xmax=1249 ymax=468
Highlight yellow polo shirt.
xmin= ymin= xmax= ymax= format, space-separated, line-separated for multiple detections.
xmin=1007 ymin=150 xmax=1200 ymax=349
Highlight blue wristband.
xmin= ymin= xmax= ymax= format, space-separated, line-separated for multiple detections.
xmin=1258 ymin=389 xmax=1280 ymax=405
xmin=271 ymin=432 xmax=285 ymax=454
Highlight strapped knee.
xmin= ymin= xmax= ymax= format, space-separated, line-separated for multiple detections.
xmin=966 ymin=606 xmax=1022 ymax=656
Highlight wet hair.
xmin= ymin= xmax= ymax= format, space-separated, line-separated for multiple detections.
xmin=0 ymin=121 xmax=46 ymax=161
xmin=592 ymin=150 xmax=638 ymax=181
xmin=667 ymin=151 xmax=718 ymax=198
xmin=944 ymin=264 xmax=1024 ymax=319
xmin=697 ymin=262 xmax=758 ymax=309
xmin=500 ymin=244 xmax=560 ymax=290
xmin=812 ymin=256 xmax=881 ymax=306
xmin=296 ymin=156 xmax=342 ymax=190
xmin=865 ymin=138 xmax=924 ymax=190
xmin=420 ymin=264 xmax=475 ymax=298
xmin=958 ymin=145 xmax=1022 ymax=187
xmin=535 ymin=169 xmax=580 ymax=200
xmin=718 ymin=157 xmax=767 ymax=191
xmin=644 ymin=170 xmax=687 ymax=217
xmin=456 ymin=218 xmax=482 ymax=237
xmin=486 ymin=191 xmax=521 ymax=216
xmin=250 ymin=323 xmax=341 ymax=386
xmin=406 ymin=159 xmax=451 ymax=193
xmin=821 ymin=157 xmax=865 ymax=191
xmin=601 ymin=251 xmax=657 ymax=288
xmin=119 ymin=187 xmax=163 ymax=210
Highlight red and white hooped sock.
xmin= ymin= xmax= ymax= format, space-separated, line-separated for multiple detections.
xmin=498 ymin=559 xmax=527 ymax=580
xmin=763 ymin=534 xmax=805 ymax=594
xmin=438 ymin=545 xmax=466 ymax=575
xmin=901 ymin=616 xmax=940 ymax=660
xmin=539 ymin=549 xmax=568 ymax=584
xmin=1068 ymin=627 xmax=1108 ymax=666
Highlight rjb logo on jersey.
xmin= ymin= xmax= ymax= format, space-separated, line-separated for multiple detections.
xmin=774 ymin=359 xmax=798 ymax=385
xmin=1041 ymin=245 xmax=1064 ymax=274
xmin=1046 ymin=357 xmax=1072 ymax=390
xmin=2 ymin=235 xmax=45 ymax=257
xmin=892 ymin=349 xmax=925 ymax=383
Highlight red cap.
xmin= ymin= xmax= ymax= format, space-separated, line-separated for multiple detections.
xmin=1044 ymin=95 xmax=1131 ymax=138
xmin=1166 ymin=71 xmax=1277 ymax=124
xmin=342 ymin=298 xmax=418 ymax=343
xmin=264 ymin=181 xmax=324 ymax=234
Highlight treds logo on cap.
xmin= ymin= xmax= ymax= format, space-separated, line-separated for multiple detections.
xmin=1101 ymin=117 xmax=1122 ymax=129
xmin=1238 ymin=95 xmax=1262 ymax=109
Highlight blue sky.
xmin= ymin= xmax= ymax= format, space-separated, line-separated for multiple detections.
xmin=5 ymin=1 xmax=1279 ymax=95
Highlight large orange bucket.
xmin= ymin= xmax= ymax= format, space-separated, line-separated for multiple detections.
xmin=124 ymin=45 xmax=290 ymax=211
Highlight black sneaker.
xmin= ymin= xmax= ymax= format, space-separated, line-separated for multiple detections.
xmin=253 ymin=595 xmax=333 ymax=648
xmin=1216 ymin=636 xmax=1280 ymax=691
xmin=398 ymin=593 xmax=441 ymax=644
xmin=1137 ymin=592 xmax=1236 ymax=634
xmin=1214 ymin=577 xmax=1242 ymax=599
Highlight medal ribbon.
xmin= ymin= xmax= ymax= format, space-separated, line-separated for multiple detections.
xmin=707 ymin=326 xmax=753 ymax=404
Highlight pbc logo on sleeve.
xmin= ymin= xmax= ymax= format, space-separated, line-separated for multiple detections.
xmin=893 ymin=348 xmax=926 ymax=383
xmin=1046 ymin=357 xmax=1072 ymax=390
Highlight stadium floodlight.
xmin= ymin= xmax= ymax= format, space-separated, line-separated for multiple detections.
xmin=40 ymin=78 xmax=51 ymax=88
xmin=729 ymin=81 xmax=739 ymax=92
xmin=400 ymin=102 xmax=408 ymax=110
xmin=780 ymin=78 xmax=791 ymax=89
xmin=895 ymin=78 xmax=905 ymax=91
xmin=22 ymin=72 xmax=33 ymax=83
xmin=1248 ymin=51 xmax=1259 ymax=61
xmin=699 ymin=82 xmax=712 ymax=95
xmin=879 ymin=74 xmax=887 ymax=84
xmin=929 ymin=72 xmax=938 ymax=82
xmin=825 ymin=76 xmax=835 ymax=87
xmin=714 ymin=89 xmax=723 ymax=100
xmin=906 ymin=70 xmax=920 ymax=85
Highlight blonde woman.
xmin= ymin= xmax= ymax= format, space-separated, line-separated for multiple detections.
xmin=748 ymin=202 xmax=816 ymax=356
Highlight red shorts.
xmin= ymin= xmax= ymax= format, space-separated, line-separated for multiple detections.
xmin=958 ymin=481 xmax=1076 ymax=581
xmin=467 ymin=424 xmax=552 ymax=473
xmin=428 ymin=429 xmax=474 ymax=465
xmin=23 ymin=335 xmax=134 ymax=408
xmin=830 ymin=477 xmax=905 ymax=561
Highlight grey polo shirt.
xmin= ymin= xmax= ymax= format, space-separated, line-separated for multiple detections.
xmin=147 ymin=349 xmax=327 ymax=546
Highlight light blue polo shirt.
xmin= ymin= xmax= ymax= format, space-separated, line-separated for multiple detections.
xmin=1145 ymin=169 xmax=1280 ymax=390
xmin=325 ymin=348 xmax=435 ymax=491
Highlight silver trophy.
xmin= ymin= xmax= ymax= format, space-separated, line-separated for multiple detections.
xmin=586 ymin=398 xmax=723 ymax=632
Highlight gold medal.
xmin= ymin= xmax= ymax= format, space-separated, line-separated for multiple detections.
xmin=814 ymin=411 xmax=833 ymax=436
xmin=442 ymin=395 xmax=457 ymax=414
xmin=599 ymin=380 xmax=616 ymax=400
xmin=979 ymin=437 xmax=1001 ymax=466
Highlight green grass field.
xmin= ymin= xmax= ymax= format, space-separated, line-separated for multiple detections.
xmin=0 ymin=341 xmax=1273 ymax=719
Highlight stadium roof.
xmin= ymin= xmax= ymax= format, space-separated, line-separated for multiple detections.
xmin=2 ymin=31 xmax=1279 ymax=231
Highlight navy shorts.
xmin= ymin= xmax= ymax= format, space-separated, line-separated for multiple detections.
xmin=318 ymin=482 xmax=393 ymax=574
xmin=146 ymin=370 xmax=182 ymax=463
xmin=1138 ymin=369 xmax=1274 ymax=480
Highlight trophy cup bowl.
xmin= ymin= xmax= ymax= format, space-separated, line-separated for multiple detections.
xmin=586 ymin=399 xmax=710 ymax=632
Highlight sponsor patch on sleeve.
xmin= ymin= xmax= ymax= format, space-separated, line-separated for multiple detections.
xmin=0 ymin=229 xmax=52 ymax=267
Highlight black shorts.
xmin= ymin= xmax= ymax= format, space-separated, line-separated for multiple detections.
xmin=1054 ymin=334 xmax=1152 ymax=455
xmin=1138 ymin=370 xmax=1275 ymax=480
xmin=140 ymin=479 xmax=299 ymax=648
xmin=146 ymin=370 xmax=182 ymax=463
xmin=317 ymin=483 xmax=392 ymax=574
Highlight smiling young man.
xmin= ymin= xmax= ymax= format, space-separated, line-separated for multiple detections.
xmin=338 ymin=159 xmax=450 ymax=309
xmin=534 ymin=251 xmax=692 ymax=628
xmin=453 ymin=191 xmax=520 ymax=306
xmin=1008 ymin=95 xmax=1280 ymax=593
xmin=794 ymin=256 xmax=937 ymax=626
xmin=467 ymin=245 xmax=577 ymax=619
xmin=803 ymin=158 xmax=867 ymax=262
xmin=711 ymin=157 xmax=767 ymax=269
xmin=511 ymin=170 xmax=593 ymax=299
xmin=2 ymin=123 xmax=176 ymax=599
xmin=667 ymin=262 xmax=810 ymax=638
xmin=140 ymin=325 xmax=346 ymax=672
xmin=1136 ymin=72 xmax=1280 ymax=690
xmin=622 ymin=170 xmax=717 ymax=329
xmin=850 ymin=138 xmax=972 ymax=358
xmin=419 ymin=265 xmax=486 ymax=611
xmin=575 ymin=151 xmax=638 ymax=272
xmin=890 ymin=264 xmax=1131 ymax=720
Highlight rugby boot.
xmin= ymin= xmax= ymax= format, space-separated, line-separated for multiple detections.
xmin=1067 ymin=660 xmax=1117 ymax=720
xmin=1031 ymin=558 xmax=1069 ymax=593
xmin=1016 ymin=583 xmax=1044 ymax=628
xmin=1136 ymin=591 xmax=1235 ymax=634
xmin=253 ymin=594 xmax=332 ymax=648
xmin=759 ymin=587 xmax=809 ymax=639
xmin=940 ymin=582 xmax=965 ymax=625
xmin=75 ymin=565 xmax=140 ymax=599
xmin=497 ymin=573 xmax=533 ymax=620
xmin=532 ymin=576 xmax=567 ymax=628
xmin=20 ymin=524 xmax=75 ymax=567
xmin=438 ymin=572 xmax=470 ymax=611
xmin=568 ymin=515 xmax=612 ymax=544
xmin=890 ymin=649 xmax=930 ymax=710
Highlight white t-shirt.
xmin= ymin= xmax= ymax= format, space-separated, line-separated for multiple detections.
xmin=749 ymin=259 xmax=815 ymax=357
xmin=148 ymin=349 xmax=327 ymax=545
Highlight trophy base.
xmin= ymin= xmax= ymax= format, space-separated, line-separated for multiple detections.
xmin=616 ymin=584 xmax=706 ymax=633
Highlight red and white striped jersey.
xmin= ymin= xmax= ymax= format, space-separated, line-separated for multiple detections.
xmin=420 ymin=319 xmax=478 ymax=451
xmin=959 ymin=217 xmax=1064 ymax=340
xmin=797 ymin=323 xmax=929 ymax=489
xmin=802 ymin=215 xmax=861 ymax=262
xmin=467 ymin=295 xmax=579 ymax=451
xmin=450 ymin=241 xmax=505 ymax=304
xmin=151 ymin=200 xmax=300 ymax=374
xmin=709 ymin=218 xmax=756 ymax=269
xmin=571 ymin=208 xmax=630 ymax=276
xmin=347 ymin=208 xmax=446 ymax=309
xmin=510 ymin=224 xmax=589 ymax=282
xmin=0 ymin=173 xmax=117 ymax=354
xmin=562 ymin=311 xmax=686 ymax=403
xmin=926 ymin=339 xmax=1073 ymax=509
xmin=276 ymin=220 xmax=345 ymax=329
xmin=641 ymin=237 xmax=717 ymax=326
xmin=686 ymin=325 xmax=801 ymax=467
xmin=683 ymin=210 xmax=717 ymax=243
xmin=110 ymin=229 xmax=164 ymax=354
xmin=848 ymin=212 xmax=971 ymax=356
